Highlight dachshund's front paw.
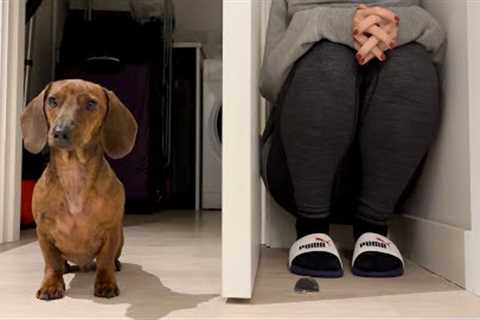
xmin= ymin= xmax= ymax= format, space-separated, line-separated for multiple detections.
xmin=94 ymin=281 xmax=119 ymax=298
xmin=36 ymin=282 xmax=66 ymax=300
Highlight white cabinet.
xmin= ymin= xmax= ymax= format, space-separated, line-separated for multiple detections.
xmin=222 ymin=0 xmax=264 ymax=299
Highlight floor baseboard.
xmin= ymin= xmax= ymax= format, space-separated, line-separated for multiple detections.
xmin=390 ymin=214 xmax=466 ymax=287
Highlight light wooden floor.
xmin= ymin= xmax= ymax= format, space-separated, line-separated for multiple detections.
xmin=1 ymin=211 xmax=480 ymax=320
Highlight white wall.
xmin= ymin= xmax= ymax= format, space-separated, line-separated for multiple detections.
xmin=465 ymin=0 xmax=480 ymax=296
xmin=173 ymin=0 xmax=222 ymax=57
xmin=404 ymin=0 xmax=471 ymax=229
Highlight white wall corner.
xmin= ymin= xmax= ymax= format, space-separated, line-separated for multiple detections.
xmin=390 ymin=215 xmax=467 ymax=287
xmin=465 ymin=0 xmax=480 ymax=296
xmin=465 ymin=231 xmax=480 ymax=295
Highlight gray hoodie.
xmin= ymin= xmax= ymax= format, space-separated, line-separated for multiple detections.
xmin=260 ymin=0 xmax=446 ymax=103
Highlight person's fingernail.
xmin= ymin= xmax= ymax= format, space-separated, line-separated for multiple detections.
xmin=353 ymin=29 xmax=359 ymax=35
xmin=356 ymin=53 xmax=362 ymax=62
xmin=380 ymin=53 xmax=386 ymax=61
xmin=395 ymin=16 xmax=400 ymax=22
xmin=390 ymin=41 xmax=396 ymax=49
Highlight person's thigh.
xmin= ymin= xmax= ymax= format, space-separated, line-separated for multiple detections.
xmin=357 ymin=43 xmax=441 ymax=224
xmin=279 ymin=40 xmax=359 ymax=217
xmin=263 ymin=128 xmax=297 ymax=215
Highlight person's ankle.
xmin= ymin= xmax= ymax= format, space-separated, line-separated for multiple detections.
xmin=353 ymin=218 xmax=388 ymax=241
xmin=296 ymin=216 xmax=330 ymax=239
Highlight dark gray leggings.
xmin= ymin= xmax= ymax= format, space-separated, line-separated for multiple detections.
xmin=262 ymin=40 xmax=441 ymax=225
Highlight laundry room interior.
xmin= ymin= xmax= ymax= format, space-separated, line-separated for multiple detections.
xmin=21 ymin=0 xmax=223 ymax=225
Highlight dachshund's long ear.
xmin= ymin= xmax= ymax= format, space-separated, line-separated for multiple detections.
xmin=21 ymin=83 xmax=51 ymax=154
xmin=102 ymin=89 xmax=138 ymax=159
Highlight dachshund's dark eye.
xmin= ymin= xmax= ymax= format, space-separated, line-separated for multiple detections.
xmin=47 ymin=97 xmax=58 ymax=108
xmin=86 ymin=99 xmax=97 ymax=111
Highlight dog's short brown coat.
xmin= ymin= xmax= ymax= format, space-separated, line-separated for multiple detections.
xmin=21 ymin=79 xmax=138 ymax=300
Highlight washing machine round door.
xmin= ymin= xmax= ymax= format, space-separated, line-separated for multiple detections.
xmin=217 ymin=106 xmax=222 ymax=143
xmin=208 ymin=98 xmax=222 ymax=160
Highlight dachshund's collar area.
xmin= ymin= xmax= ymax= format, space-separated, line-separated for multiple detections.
xmin=50 ymin=141 xmax=105 ymax=165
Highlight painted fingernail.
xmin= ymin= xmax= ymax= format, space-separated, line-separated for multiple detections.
xmin=356 ymin=53 xmax=362 ymax=63
xmin=353 ymin=29 xmax=359 ymax=35
xmin=395 ymin=16 xmax=400 ymax=22
xmin=380 ymin=53 xmax=386 ymax=61
xmin=390 ymin=41 xmax=396 ymax=49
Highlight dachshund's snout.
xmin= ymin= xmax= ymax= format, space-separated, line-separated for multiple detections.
xmin=52 ymin=123 xmax=73 ymax=146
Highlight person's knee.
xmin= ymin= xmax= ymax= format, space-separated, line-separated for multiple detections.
xmin=378 ymin=43 xmax=440 ymax=124
xmin=294 ymin=41 xmax=357 ymax=87
xmin=382 ymin=43 xmax=439 ymax=90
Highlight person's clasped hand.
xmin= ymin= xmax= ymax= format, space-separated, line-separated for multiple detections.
xmin=352 ymin=4 xmax=400 ymax=65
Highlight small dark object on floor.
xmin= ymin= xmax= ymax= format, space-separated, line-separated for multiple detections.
xmin=294 ymin=277 xmax=319 ymax=294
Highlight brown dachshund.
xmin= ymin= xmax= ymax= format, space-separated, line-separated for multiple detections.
xmin=21 ymin=79 xmax=138 ymax=300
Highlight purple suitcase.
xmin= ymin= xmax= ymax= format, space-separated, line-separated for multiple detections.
xmin=57 ymin=64 xmax=154 ymax=209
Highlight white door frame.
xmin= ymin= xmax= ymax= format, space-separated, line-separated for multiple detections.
xmin=0 ymin=0 xmax=25 ymax=244
xmin=222 ymin=0 xmax=262 ymax=299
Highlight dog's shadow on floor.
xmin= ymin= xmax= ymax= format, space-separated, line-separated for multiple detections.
xmin=67 ymin=263 xmax=216 ymax=320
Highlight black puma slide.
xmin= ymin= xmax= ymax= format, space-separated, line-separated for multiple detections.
xmin=352 ymin=232 xmax=404 ymax=277
xmin=288 ymin=233 xmax=344 ymax=278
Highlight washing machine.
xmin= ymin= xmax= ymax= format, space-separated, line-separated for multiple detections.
xmin=202 ymin=59 xmax=222 ymax=209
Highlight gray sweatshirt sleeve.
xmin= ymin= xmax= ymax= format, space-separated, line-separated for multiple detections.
xmin=259 ymin=2 xmax=357 ymax=103
xmin=259 ymin=1 xmax=446 ymax=104
xmin=262 ymin=0 xmax=289 ymax=64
